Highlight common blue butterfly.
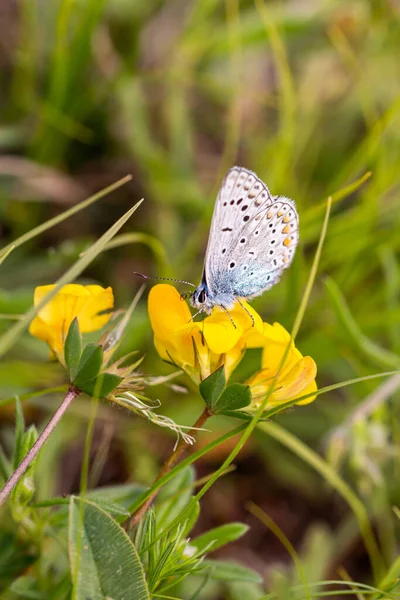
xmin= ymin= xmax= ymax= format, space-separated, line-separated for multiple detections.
xmin=190 ymin=166 xmax=298 ymax=314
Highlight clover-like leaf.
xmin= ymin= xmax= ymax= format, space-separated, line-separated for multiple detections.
xmin=73 ymin=344 xmax=103 ymax=387
xmin=212 ymin=383 xmax=251 ymax=415
xmin=78 ymin=373 xmax=123 ymax=399
xmin=199 ymin=366 xmax=226 ymax=410
xmin=69 ymin=497 xmax=150 ymax=600
xmin=64 ymin=317 xmax=82 ymax=381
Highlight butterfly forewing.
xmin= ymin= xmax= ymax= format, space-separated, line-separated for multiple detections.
xmin=204 ymin=166 xmax=298 ymax=299
xmin=205 ymin=167 xmax=274 ymax=281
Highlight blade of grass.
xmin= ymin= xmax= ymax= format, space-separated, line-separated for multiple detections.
xmin=0 ymin=198 xmax=143 ymax=358
xmin=0 ymin=174 xmax=132 ymax=257
xmin=291 ymin=196 xmax=331 ymax=339
xmin=261 ymin=579 xmax=397 ymax=600
xmin=248 ymin=502 xmax=311 ymax=600
xmin=0 ymin=245 xmax=15 ymax=265
xmin=325 ymin=276 xmax=400 ymax=369
xmin=98 ymin=232 xmax=168 ymax=268
xmin=257 ymin=420 xmax=385 ymax=580
xmin=304 ymin=172 xmax=372 ymax=224
xmin=0 ymin=385 xmax=68 ymax=409
xmin=337 ymin=566 xmax=366 ymax=600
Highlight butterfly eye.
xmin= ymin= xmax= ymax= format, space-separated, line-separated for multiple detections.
xmin=198 ymin=289 xmax=207 ymax=303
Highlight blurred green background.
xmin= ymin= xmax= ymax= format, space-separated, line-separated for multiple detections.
xmin=1 ymin=0 xmax=400 ymax=596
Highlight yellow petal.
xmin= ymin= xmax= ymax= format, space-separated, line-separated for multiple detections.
xmin=294 ymin=379 xmax=318 ymax=405
xmin=75 ymin=285 xmax=114 ymax=332
xmin=224 ymin=341 xmax=245 ymax=380
xmin=201 ymin=319 xmax=243 ymax=354
xmin=244 ymin=321 xmax=288 ymax=348
xmin=29 ymin=284 xmax=114 ymax=355
xmin=270 ymin=356 xmax=317 ymax=404
xmin=246 ymin=368 xmax=274 ymax=402
xmin=28 ymin=314 xmax=62 ymax=351
xmin=148 ymin=284 xmax=192 ymax=342
xmin=257 ymin=323 xmax=301 ymax=379
xmin=213 ymin=300 xmax=263 ymax=333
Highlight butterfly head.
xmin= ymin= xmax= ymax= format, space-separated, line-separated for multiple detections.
xmin=190 ymin=281 xmax=215 ymax=314
xmin=191 ymin=285 xmax=209 ymax=310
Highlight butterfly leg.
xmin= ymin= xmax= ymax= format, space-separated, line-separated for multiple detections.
xmin=220 ymin=305 xmax=237 ymax=329
xmin=188 ymin=309 xmax=203 ymax=322
xmin=236 ymin=298 xmax=255 ymax=327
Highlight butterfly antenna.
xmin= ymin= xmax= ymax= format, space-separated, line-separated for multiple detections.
xmin=133 ymin=272 xmax=196 ymax=288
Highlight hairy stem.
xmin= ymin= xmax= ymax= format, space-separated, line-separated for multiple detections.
xmin=0 ymin=386 xmax=81 ymax=507
xmin=129 ymin=406 xmax=211 ymax=528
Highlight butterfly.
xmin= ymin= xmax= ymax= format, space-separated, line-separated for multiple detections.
xmin=190 ymin=166 xmax=299 ymax=315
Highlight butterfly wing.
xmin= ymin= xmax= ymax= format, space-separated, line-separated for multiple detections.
xmin=203 ymin=167 xmax=298 ymax=299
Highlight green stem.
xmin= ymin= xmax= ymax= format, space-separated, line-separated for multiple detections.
xmin=129 ymin=407 xmax=211 ymax=527
xmin=258 ymin=420 xmax=385 ymax=581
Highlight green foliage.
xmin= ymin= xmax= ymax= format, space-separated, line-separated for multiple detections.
xmin=2 ymin=0 xmax=400 ymax=598
xmin=64 ymin=317 xmax=82 ymax=381
xmin=215 ymin=383 xmax=252 ymax=414
xmin=192 ymin=523 xmax=250 ymax=554
xmin=133 ymin=468 xmax=260 ymax=597
xmin=200 ymin=366 xmax=226 ymax=409
xmin=64 ymin=319 xmax=123 ymax=398
xmin=201 ymin=560 xmax=263 ymax=584
xmin=73 ymin=343 xmax=103 ymax=385
xmin=69 ymin=497 xmax=150 ymax=600
xmin=200 ymin=368 xmax=251 ymax=414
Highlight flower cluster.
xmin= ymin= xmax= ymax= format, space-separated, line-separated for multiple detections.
xmin=148 ymin=284 xmax=317 ymax=411
xmin=29 ymin=282 xmax=318 ymax=415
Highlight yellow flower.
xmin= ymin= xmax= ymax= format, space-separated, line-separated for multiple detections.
xmin=148 ymin=284 xmax=262 ymax=384
xmin=148 ymin=284 xmax=317 ymax=410
xmin=29 ymin=284 xmax=114 ymax=358
xmin=244 ymin=322 xmax=317 ymax=408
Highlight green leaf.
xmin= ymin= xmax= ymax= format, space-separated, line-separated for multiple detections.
xmin=14 ymin=397 xmax=25 ymax=468
xmin=192 ymin=523 xmax=249 ymax=554
xmin=199 ymin=366 xmax=226 ymax=410
xmin=77 ymin=373 xmax=123 ymax=399
xmin=226 ymin=582 xmax=265 ymax=600
xmin=203 ymin=559 xmax=263 ymax=583
xmin=88 ymin=483 xmax=147 ymax=509
xmin=213 ymin=383 xmax=252 ymax=414
xmin=12 ymin=425 xmax=38 ymax=509
xmin=182 ymin=499 xmax=200 ymax=537
xmin=0 ymin=532 xmax=35 ymax=585
xmin=69 ymin=497 xmax=150 ymax=600
xmin=73 ymin=344 xmax=103 ymax=387
xmin=10 ymin=576 xmax=45 ymax=599
xmin=0 ymin=446 xmax=11 ymax=481
xmin=156 ymin=466 xmax=195 ymax=532
xmin=64 ymin=318 xmax=82 ymax=381
xmin=81 ymin=498 xmax=130 ymax=518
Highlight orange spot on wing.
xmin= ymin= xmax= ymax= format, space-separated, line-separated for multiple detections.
xmin=283 ymin=238 xmax=291 ymax=247
xmin=282 ymin=225 xmax=290 ymax=234
xmin=277 ymin=210 xmax=284 ymax=217
xmin=283 ymin=216 xmax=290 ymax=223
xmin=267 ymin=211 xmax=274 ymax=219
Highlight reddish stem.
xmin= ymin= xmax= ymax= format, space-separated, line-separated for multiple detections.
xmin=0 ymin=386 xmax=80 ymax=507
